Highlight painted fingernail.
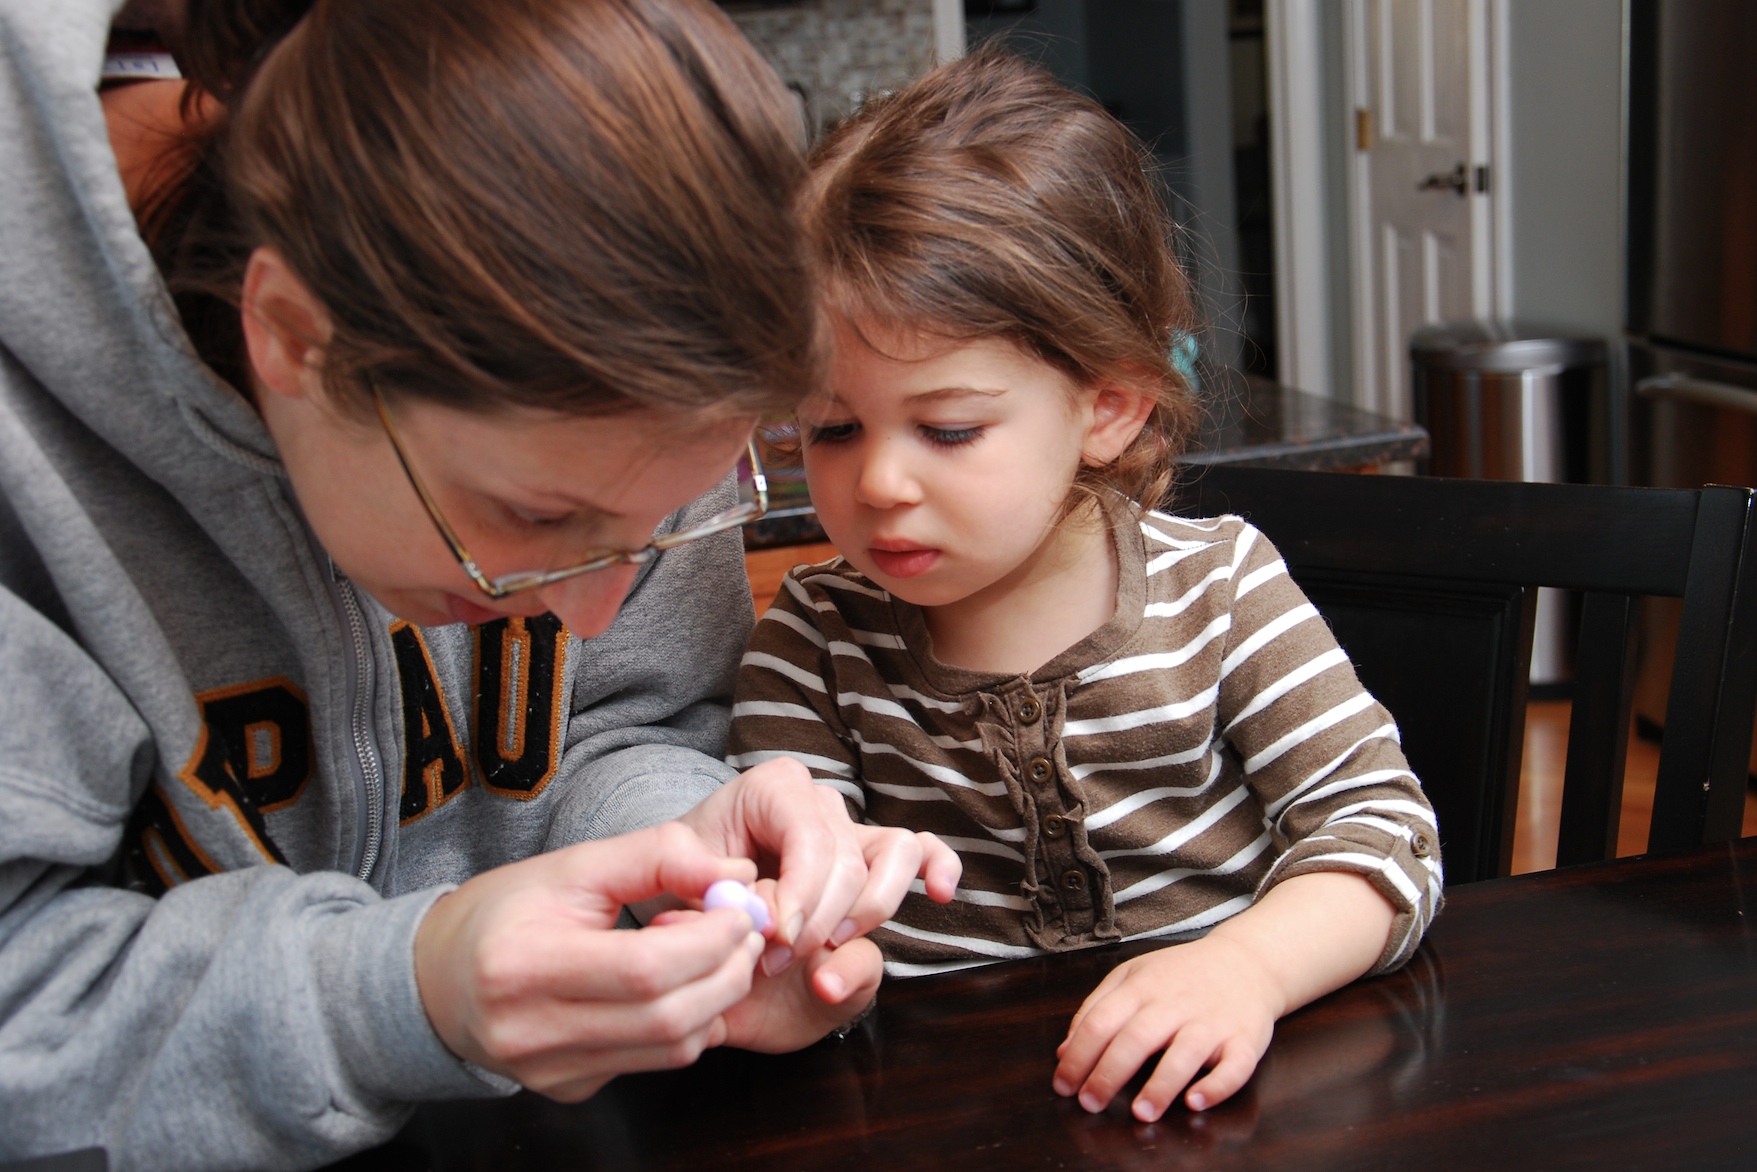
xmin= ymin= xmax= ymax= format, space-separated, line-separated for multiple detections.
xmin=761 ymin=943 xmax=794 ymax=976
xmin=829 ymin=917 xmax=859 ymax=947
xmin=1187 ymin=1091 xmax=1207 ymax=1112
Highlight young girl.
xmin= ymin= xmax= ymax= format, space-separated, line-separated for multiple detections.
xmin=728 ymin=50 xmax=1442 ymax=1123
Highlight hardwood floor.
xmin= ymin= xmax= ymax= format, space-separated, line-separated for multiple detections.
xmin=1511 ymin=699 xmax=1757 ymax=874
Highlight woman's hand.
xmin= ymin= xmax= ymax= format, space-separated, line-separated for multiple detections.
xmin=1053 ymin=871 xmax=1396 ymax=1120
xmin=674 ymin=756 xmax=961 ymax=975
xmin=413 ymin=820 xmax=764 ymax=1101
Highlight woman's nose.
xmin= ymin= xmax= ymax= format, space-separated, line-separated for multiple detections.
xmin=854 ymin=440 xmax=921 ymax=509
xmin=532 ymin=563 xmax=640 ymax=638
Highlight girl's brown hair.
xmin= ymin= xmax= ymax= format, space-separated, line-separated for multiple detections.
xmin=149 ymin=0 xmax=815 ymax=423
xmin=800 ymin=47 xmax=1200 ymax=508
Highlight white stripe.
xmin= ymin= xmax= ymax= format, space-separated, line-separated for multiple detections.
xmin=1113 ymin=831 xmax=1274 ymax=904
xmin=1146 ymin=510 xmax=1233 ymax=533
xmin=761 ymin=605 xmax=828 ymax=648
xmin=1233 ymin=559 xmax=1288 ymax=601
xmin=1069 ymin=735 xmax=1214 ymax=784
xmin=1142 ymin=564 xmax=1235 ymax=621
xmin=1321 ymin=796 xmax=1438 ymax=827
xmin=1218 ymin=603 xmax=1319 ymax=678
xmin=1230 ymin=524 xmax=1259 ymax=575
xmin=731 ymin=700 xmax=823 ymax=723
xmin=1146 ymin=544 xmax=1221 ymax=575
xmin=1063 ymin=684 xmax=1218 ymax=737
xmin=851 ymin=732 xmax=1010 ymax=795
xmin=889 ymin=683 xmax=967 ymax=713
xmin=1078 ymin=612 xmax=1231 ymax=685
xmin=1140 ymin=521 xmax=1221 ymax=550
xmin=1082 ymin=749 xmax=1222 ymax=827
xmin=724 ymin=748 xmax=854 ymax=777
xmin=879 ymin=919 xmax=1041 ymax=959
xmin=885 ymin=957 xmax=1005 ymax=979
xmin=806 ymin=573 xmax=888 ymax=600
xmin=1124 ymin=893 xmax=1254 ymax=940
xmin=910 ymin=877 xmax=1030 ymax=910
xmin=1244 ymin=691 xmax=1377 ymax=774
xmin=1098 ymin=783 xmax=1253 ymax=861
xmin=864 ymin=779 xmax=953 ymax=803
xmin=838 ymin=691 xmax=914 ymax=722
xmin=1266 ymin=757 xmax=1414 ymax=822
xmin=827 ymin=639 xmax=877 ymax=665
xmin=851 ymin=628 xmax=907 ymax=649
xmin=937 ymin=834 xmax=1028 ymax=862
xmin=738 ymin=651 xmax=829 ymax=694
xmin=1224 ymin=648 xmax=1349 ymax=732
xmin=816 ymin=776 xmax=866 ymax=807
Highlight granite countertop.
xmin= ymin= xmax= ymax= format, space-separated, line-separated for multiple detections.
xmin=745 ymin=375 xmax=1429 ymax=549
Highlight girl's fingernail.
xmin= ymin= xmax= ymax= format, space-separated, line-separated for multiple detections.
xmin=1079 ymin=1093 xmax=1102 ymax=1113
xmin=829 ymin=918 xmax=859 ymax=947
xmin=1187 ymin=1091 xmax=1207 ymax=1111
xmin=1133 ymin=1100 xmax=1157 ymax=1123
xmin=1052 ymin=1079 xmax=1072 ymax=1096
xmin=761 ymin=944 xmax=794 ymax=976
xmin=818 ymin=971 xmax=847 ymax=1002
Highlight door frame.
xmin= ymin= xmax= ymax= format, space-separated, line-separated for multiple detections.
xmin=1269 ymin=0 xmax=1509 ymax=415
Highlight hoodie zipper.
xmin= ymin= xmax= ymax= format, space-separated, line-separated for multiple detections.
xmin=333 ymin=574 xmax=386 ymax=883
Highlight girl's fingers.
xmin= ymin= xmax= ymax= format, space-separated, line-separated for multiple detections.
xmin=1052 ymin=992 xmax=1137 ymax=1096
xmin=1076 ymin=1013 xmax=1198 ymax=1115
xmin=1125 ymin=1028 xmax=1220 ymax=1122
xmin=1183 ymin=1038 xmax=1264 ymax=1112
xmin=805 ymin=934 xmax=883 ymax=1008
xmin=915 ymin=831 xmax=962 ymax=902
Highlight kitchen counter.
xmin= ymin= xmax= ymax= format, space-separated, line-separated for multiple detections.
xmin=746 ymin=376 xmax=1429 ymax=548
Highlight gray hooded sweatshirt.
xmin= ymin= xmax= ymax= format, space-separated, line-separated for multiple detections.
xmin=0 ymin=2 xmax=753 ymax=1167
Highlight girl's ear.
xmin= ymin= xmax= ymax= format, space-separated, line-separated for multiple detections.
xmin=240 ymin=247 xmax=333 ymax=403
xmin=1079 ymin=376 xmax=1157 ymax=468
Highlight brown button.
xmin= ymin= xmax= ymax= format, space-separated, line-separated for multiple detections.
xmin=1412 ymin=833 xmax=1432 ymax=858
xmin=1018 ymin=698 xmax=1042 ymax=724
xmin=1061 ymin=869 xmax=1087 ymax=892
xmin=1027 ymin=756 xmax=1053 ymax=783
xmin=1042 ymin=813 xmax=1067 ymax=839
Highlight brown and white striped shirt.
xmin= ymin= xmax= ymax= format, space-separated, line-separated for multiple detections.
xmin=728 ymin=501 xmax=1442 ymax=977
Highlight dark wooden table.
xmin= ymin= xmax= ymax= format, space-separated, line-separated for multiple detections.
xmin=347 ymin=839 xmax=1757 ymax=1170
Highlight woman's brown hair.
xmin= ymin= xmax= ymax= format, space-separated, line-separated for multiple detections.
xmin=800 ymin=46 xmax=1200 ymax=509
xmin=149 ymin=0 xmax=815 ymax=423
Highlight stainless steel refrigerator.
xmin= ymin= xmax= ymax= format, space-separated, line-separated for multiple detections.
xmin=1625 ymin=0 xmax=1757 ymax=756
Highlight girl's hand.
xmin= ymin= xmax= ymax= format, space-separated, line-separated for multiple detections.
xmin=1052 ymin=935 xmax=1280 ymax=1121
xmin=1054 ymin=871 xmax=1397 ymax=1121
xmin=414 ymin=821 xmax=764 ymax=1101
xmin=675 ymin=757 xmax=960 ymax=973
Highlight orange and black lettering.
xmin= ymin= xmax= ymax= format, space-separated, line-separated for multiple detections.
xmin=124 ymin=785 xmax=221 ymax=896
xmin=473 ymin=615 xmax=567 ymax=798
xmin=391 ymin=621 xmax=469 ymax=822
xmin=175 ymin=677 xmax=309 ymax=864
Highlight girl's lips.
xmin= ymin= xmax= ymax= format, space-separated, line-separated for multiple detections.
xmin=869 ymin=547 xmax=939 ymax=578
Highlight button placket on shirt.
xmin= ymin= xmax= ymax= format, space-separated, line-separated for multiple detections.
xmin=1003 ymin=682 xmax=1092 ymax=937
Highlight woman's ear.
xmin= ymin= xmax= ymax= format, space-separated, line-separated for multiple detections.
xmin=1079 ymin=377 xmax=1157 ymax=468
xmin=240 ymin=247 xmax=333 ymax=403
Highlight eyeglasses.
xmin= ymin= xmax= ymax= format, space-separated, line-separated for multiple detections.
xmin=371 ymin=381 xmax=768 ymax=600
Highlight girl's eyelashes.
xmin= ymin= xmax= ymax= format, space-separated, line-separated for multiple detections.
xmin=921 ymin=424 xmax=984 ymax=447
xmin=807 ymin=421 xmax=859 ymax=445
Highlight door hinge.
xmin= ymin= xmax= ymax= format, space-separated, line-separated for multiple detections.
xmin=1474 ymin=163 xmax=1490 ymax=193
xmin=1355 ymin=107 xmax=1373 ymax=151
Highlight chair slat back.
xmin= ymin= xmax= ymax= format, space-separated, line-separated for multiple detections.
xmin=1172 ymin=468 xmax=1757 ymax=882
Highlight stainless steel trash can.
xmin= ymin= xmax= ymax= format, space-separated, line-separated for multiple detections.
xmin=1410 ymin=322 xmax=1609 ymax=687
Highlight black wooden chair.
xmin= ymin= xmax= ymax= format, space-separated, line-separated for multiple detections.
xmin=1170 ymin=467 xmax=1757 ymax=883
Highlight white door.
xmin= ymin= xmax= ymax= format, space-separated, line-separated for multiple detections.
xmin=1346 ymin=0 xmax=1498 ymax=420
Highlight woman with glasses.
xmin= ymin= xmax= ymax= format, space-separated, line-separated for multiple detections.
xmin=0 ymin=0 xmax=957 ymax=1167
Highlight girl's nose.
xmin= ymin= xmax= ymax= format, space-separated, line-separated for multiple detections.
xmin=854 ymin=440 xmax=921 ymax=509
xmin=532 ymin=562 xmax=640 ymax=638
